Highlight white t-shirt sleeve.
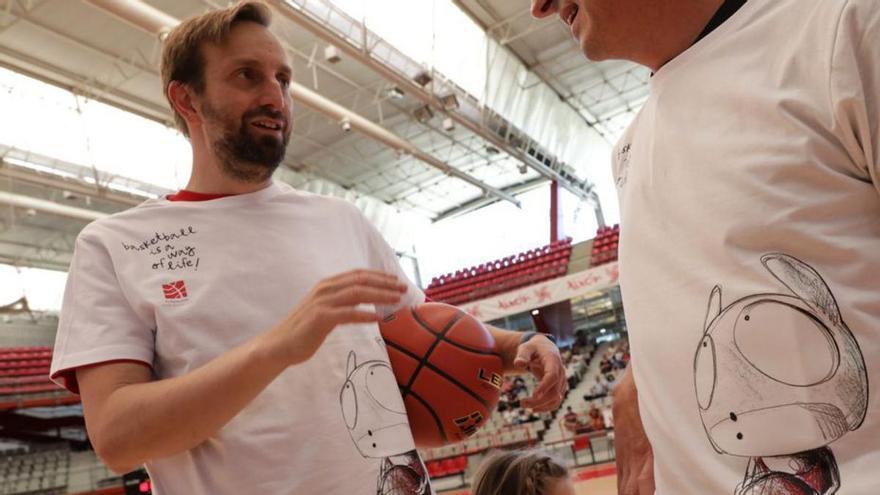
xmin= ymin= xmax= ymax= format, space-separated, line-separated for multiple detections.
xmin=50 ymin=227 xmax=154 ymax=394
xmin=830 ymin=0 xmax=880 ymax=194
xmin=354 ymin=209 xmax=425 ymax=314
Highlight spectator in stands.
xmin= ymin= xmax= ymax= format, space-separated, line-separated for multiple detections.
xmin=601 ymin=404 xmax=615 ymax=430
xmin=583 ymin=375 xmax=608 ymax=401
xmin=564 ymin=366 xmax=577 ymax=391
xmin=604 ymin=371 xmax=616 ymax=385
xmin=560 ymin=348 xmax=572 ymax=364
xmin=47 ymin=3 xmax=568 ymax=494
xmin=503 ymin=408 xmax=519 ymax=427
xmin=599 ymin=356 xmax=613 ymax=375
xmin=588 ymin=405 xmax=606 ymax=432
xmin=531 ymin=1 xmax=880 ymax=494
xmin=562 ymin=406 xmax=581 ymax=433
xmin=471 ymin=450 xmax=574 ymax=495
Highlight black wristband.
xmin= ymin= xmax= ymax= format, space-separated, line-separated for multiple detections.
xmin=520 ymin=331 xmax=557 ymax=345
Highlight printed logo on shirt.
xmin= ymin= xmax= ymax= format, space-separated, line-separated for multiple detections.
xmin=162 ymin=280 xmax=189 ymax=302
xmin=615 ymin=143 xmax=631 ymax=189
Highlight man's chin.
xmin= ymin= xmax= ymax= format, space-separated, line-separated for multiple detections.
xmin=579 ymin=38 xmax=608 ymax=62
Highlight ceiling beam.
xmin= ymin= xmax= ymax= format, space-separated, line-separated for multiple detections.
xmin=0 ymin=191 xmax=107 ymax=222
xmin=434 ymin=175 xmax=550 ymax=223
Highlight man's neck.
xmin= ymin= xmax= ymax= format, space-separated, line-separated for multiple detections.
xmin=185 ymin=135 xmax=272 ymax=195
xmin=641 ymin=0 xmax=727 ymax=71
xmin=183 ymin=169 xmax=272 ymax=196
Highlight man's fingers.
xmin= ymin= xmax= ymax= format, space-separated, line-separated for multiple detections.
xmin=530 ymin=366 xmax=561 ymax=403
xmin=512 ymin=345 xmax=536 ymax=370
xmin=520 ymin=379 xmax=564 ymax=411
xmin=524 ymin=351 xmax=565 ymax=405
xmin=328 ymin=308 xmax=382 ymax=325
xmin=320 ymin=270 xmax=405 ymax=293
xmin=326 ymin=286 xmax=405 ymax=307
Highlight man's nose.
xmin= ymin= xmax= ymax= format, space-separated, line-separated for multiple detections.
xmin=258 ymin=79 xmax=286 ymax=112
xmin=530 ymin=0 xmax=560 ymax=19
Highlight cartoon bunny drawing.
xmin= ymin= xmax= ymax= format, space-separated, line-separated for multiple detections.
xmin=693 ymin=254 xmax=868 ymax=494
xmin=340 ymin=351 xmax=430 ymax=495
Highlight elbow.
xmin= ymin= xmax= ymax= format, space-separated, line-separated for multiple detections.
xmin=91 ymin=429 xmax=141 ymax=475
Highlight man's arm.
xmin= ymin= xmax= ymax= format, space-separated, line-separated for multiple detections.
xmin=486 ymin=326 xmax=566 ymax=412
xmin=613 ymin=364 xmax=655 ymax=495
xmin=78 ymin=270 xmax=406 ymax=474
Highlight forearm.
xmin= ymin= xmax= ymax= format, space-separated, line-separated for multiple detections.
xmin=612 ymin=362 xmax=656 ymax=494
xmin=614 ymin=364 xmax=635 ymax=397
xmin=486 ymin=325 xmax=522 ymax=372
xmin=93 ymin=330 xmax=289 ymax=472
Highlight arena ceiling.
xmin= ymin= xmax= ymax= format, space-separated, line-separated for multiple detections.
xmin=0 ymin=0 xmax=649 ymax=273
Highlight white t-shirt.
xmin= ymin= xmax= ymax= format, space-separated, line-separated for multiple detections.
xmin=613 ymin=1 xmax=879 ymax=494
xmin=50 ymin=182 xmax=433 ymax=495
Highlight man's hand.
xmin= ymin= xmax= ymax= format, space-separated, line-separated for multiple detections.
xmin=266 ymin=269 xmax=407 ymax=365
xmin=613 ymin=366 xmax=655 ymax=495
xmin=511 ymin=335 xmax=567 ymax=412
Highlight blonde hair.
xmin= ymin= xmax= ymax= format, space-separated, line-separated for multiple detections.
xmin=471 ymin=450 xmax=569 ymax=495
xmin=160 ymin=1 xmax=272 ymax=137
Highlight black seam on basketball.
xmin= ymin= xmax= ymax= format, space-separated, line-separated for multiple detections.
xmin=402 ymin=308 xmax=466 ymax=393
xmin=409 ymin=307 xmax=455 ymax=335
xmin=435 ymin=335 xmax=503 ymax=357
xmin=410 ymin=307 xmax=502 ymax=357
xmin=385 ymin=339 xmax=495 ymax=409
xmin=406 ymin=389 xmax=448 ymax=444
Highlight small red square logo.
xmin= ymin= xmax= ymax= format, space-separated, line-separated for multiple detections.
xmin=162 ymin=280 xmax=188 ymax=300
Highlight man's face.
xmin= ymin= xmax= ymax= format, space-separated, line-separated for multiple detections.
xmin=195 ymin=22 xmax=293 ymax=182
xmin=530 ymin=0 xmax=651 ymax=62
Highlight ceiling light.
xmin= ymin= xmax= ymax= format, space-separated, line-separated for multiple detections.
xmin=440 ymin=93 xmax=459 ymax=110
xmin=386 ymin=86 xmax=405 ymax=99
xmin=324 ymin=45 xmax=341 ymax=64
xmin=413 ymin=70 xmax=432 ymax=87
xmin=414 ymin=105 xmax=434 ymax=123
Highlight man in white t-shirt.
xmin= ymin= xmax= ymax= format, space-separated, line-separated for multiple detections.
xmin=49 ymin=3 xmax=567 ymax=494
xmin=533 ymin=0 xmax=878 ymax=494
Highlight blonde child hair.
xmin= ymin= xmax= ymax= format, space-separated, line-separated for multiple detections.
xmin=471 ymin=450 xmax=570 ymax=495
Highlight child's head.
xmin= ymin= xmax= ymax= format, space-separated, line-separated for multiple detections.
xmin=471 ymin=450 xmax=574 ymax=495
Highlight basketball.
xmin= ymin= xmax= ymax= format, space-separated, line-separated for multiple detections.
xmin=379 ymin=302 xmax=505 ymax=448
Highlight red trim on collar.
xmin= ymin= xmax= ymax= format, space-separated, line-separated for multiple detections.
xmin=167 ymin=190 xmax=236 ymax=202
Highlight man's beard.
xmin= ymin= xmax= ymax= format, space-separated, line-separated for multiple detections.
xmin=203 ymin=101 xmax=291 ymax=183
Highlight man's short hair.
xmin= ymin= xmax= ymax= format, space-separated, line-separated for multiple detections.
xmin=160 ymin=1 xmax=272 ymax=137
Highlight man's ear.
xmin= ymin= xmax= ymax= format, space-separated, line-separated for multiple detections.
xmin=167 ymin=81 xmax=200 ymax=131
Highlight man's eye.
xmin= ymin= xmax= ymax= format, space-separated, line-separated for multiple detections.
xmin=237 ymin=69 xmax=255 ymax=80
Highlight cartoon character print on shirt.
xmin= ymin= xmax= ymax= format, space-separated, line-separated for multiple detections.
xmin=693 ymin=254 xmax=868 ymax=495
xmin=340 ymin=351 xmax=430 ymax=495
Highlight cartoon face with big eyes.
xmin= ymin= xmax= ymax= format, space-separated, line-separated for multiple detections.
xmin=339 ymin=351 xmax=430 ymax=495
xmin=693 ymin=254 xmax=868 ymax=494
xmin=339 ymin=351 xmax=412 ymax=458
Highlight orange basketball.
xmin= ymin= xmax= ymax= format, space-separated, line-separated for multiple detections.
xmin=379 ymin=302 xmax=504 ymax=448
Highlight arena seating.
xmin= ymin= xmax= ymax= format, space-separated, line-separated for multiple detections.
xmin=426 ymin=237 xmax=573 ymax=305
xmin=590 ymin=225 xmax=620 ymax=266
xmin=0 ymin=445 xmax=70 ymax=494
xmin=424 ymin=455 xmax=467 ymax=480
xmin=0 ymin=347 xmax=78 ymax=411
